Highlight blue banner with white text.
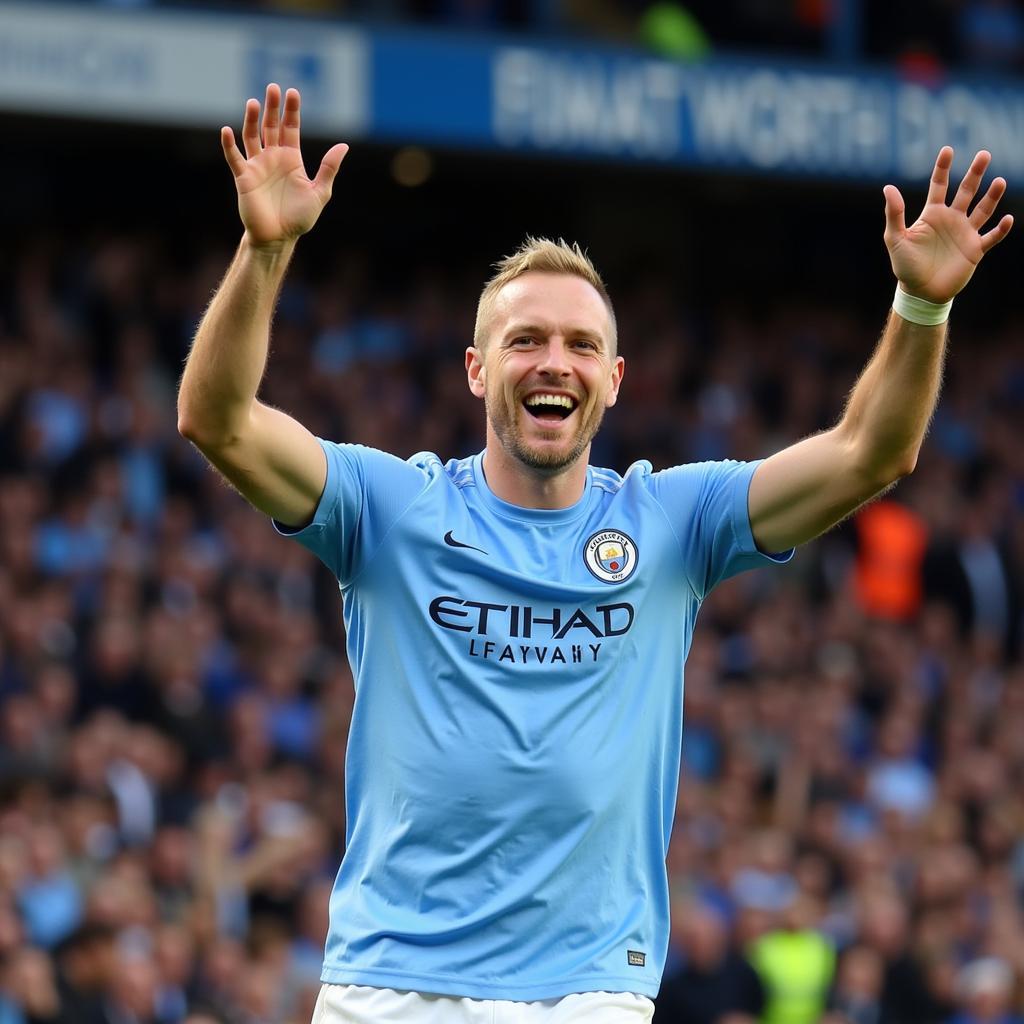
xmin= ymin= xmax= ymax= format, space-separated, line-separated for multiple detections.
xmin=370 ymin=30 xmax=1024 ymax=181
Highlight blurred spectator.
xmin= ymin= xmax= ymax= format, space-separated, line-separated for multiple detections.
xmin=656 ymin=899 xmax=764 ymax=1022
xmin=948 ymin=958 xmax=1024 ymax=1024
xmin=824 ymin=944 xmax=886 ymax=1024
xmin=865 ymin=711 xmax=935 ymax=823
xmin=15 ymin=826 xmax=82 ymax=951
xmin=750 ymin=895 xmax=836 ymax=1024
xmin=854 ymin=893 xmax=941 ymax=1024
xmin=0 ymin=946 xmax=62 ymax=1024
xmin=853 ymin=502 xmax=928 ymax=622
xmin=957 ymin=0 xmax=1024 ymax=70
xmin=53 ymin=923 xmax=117 ymax=1024
xmin=637 ymin=2 xmax=709 ymax=59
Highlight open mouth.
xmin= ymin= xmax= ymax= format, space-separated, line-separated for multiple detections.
xmin=522 ymin=393 xmax=579 ymax=425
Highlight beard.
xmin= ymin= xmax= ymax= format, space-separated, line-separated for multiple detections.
xmin=485 ymin=387 xmax=606 ymax=473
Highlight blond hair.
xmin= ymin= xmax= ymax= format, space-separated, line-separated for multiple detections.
xmin=473 ymin=237 xmax=617 ymax=352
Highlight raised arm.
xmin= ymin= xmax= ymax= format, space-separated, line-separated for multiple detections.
xmin=748 ymin=147 xmax=1012 ymax=553
xmin=177 ymin=84 xmax=348 ymax=527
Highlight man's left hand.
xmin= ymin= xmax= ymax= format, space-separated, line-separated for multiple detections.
xmin=884 ymin=147 xmax=1012 ymax=304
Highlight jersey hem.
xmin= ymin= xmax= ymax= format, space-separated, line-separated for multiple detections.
xmin=318 ymin=965 xmax=660 ymax=1001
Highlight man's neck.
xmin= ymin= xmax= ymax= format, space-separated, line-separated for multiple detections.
xmin=481 ymin=441 xmax=590 ymax=510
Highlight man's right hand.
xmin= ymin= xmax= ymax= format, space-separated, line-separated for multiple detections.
xmin=221 ymin=83 xmax=349 ymax=249
xmin=179 ymin=82 xmax=339 ymax=527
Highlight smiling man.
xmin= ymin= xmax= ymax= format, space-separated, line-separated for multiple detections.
xmin=177 ymin=84 xmax=1012 ymax=1024
xmin=469 ymin=260 xmax=623 ymax=507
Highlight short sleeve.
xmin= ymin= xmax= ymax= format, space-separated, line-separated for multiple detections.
xmin=273 ymin=440 xmax=429 ymax=584
xmin=646 ymin=459 xmax=793 ymax=599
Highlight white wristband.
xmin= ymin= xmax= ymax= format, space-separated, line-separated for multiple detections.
xmin=892 ymin=286 xmax=952 ymax=325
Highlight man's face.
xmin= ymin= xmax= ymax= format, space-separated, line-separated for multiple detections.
xmin=467 ymin=272 xmax=624 ymax=473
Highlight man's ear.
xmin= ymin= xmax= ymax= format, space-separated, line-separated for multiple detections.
xmin=605 ymin=355 xmax=625 ymax=408
xmin=466 ymin=346 xmax=486 ymax=399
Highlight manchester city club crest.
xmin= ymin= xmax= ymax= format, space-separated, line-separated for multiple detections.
xmin=583 ymin=529 xmax=638 ymax=584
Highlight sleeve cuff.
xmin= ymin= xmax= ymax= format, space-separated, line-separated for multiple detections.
xmin=271 ymin=437 xmax=337 ymax=538
xmin=734 ymin=460 xmax=795 ymax=565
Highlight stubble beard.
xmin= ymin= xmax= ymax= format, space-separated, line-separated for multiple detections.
xmin=485 ymin=389 xmax=605 ymax=474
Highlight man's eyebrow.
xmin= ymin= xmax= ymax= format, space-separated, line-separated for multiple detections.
xmin=503 ymin=323 xmax=606 ymax=347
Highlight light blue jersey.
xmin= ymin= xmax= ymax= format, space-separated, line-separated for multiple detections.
xmin=276 ymin=443 xmax=791 ymax=1001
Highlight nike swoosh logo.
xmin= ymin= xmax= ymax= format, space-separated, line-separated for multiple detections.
xmin=444 ymin=530 xmax=488 ymax=555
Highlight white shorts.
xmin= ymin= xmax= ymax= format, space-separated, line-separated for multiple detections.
xmin=310 ymin=983 xmax=655 ymax=1023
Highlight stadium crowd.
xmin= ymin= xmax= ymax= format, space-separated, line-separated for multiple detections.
xmin=0 ymin=223 xmax=1022 ymax=1024
xmin=48 ymin=0 xmax=1024 ymax=70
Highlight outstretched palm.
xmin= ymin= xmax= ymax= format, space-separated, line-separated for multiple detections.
xmin=221 ymin=84 xmax=348 ymax=248
xmin=884 ymin=147 xmax=1012 ymax=304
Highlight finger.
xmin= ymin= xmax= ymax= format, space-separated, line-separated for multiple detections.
xmin=262 ymin=83 xmax=281 ymax=147
xmin=281 ymin=87 xmax=301 ymax=149
xmin=968 ymin=176 xmax=1006 ymax=228
xmin=952 ymin=149 xmax=991 ymax=211
xmin=926 ymin=146 xmax=954 ymax=206
xmin=221 ymin=127 xmax=247 ymax=178
xmin=882 ymin=184 xmax=906 ymax=241
xmin=312 ymin=143 xmax=350 ymax=203
xmin=980 ymin=214 xmax=1013 ymax=254
xmin=241 ymin=97 xmax=261 ymax=160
